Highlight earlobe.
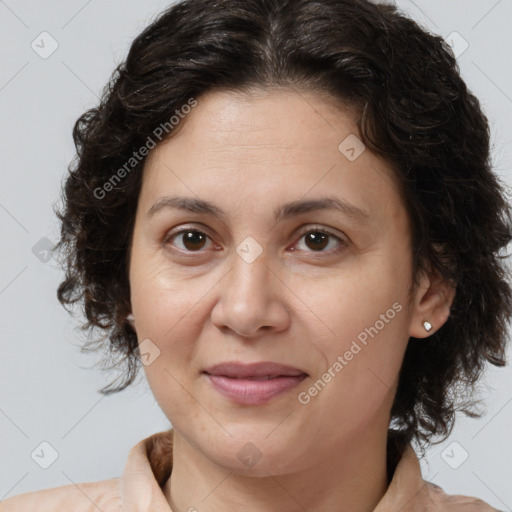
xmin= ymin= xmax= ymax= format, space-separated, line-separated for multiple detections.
xmin=408 ymin=268 xmax=456 ymax=339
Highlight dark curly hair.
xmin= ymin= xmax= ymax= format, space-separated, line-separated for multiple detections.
xmin=54 ymin=0 xmax=512 ymax=451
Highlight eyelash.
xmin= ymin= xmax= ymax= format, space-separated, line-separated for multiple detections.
xmin=163 ymin=225 xmax=347 ymax=257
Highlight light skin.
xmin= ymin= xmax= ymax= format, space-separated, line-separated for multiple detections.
xmin=128 ymin=87 xmax=455 ymax=512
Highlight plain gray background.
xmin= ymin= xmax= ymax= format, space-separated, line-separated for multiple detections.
xmin=1 ymin=0 xmax=511 ymax=508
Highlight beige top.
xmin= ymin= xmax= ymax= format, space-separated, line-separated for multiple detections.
xmin=0 ymin=429 xmax=501 ymax=511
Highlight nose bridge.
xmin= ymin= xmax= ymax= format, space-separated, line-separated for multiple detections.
xmin=228 ymin=237 xmax=272 ymax=307
xmin=211 ymin=236 xmax=289 ymax=336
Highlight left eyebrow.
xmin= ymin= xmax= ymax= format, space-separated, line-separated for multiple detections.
xmin=275 ymin=196 xmax=369 ymax=222
xmin=146 ymin=195 xmax=370 ymax=222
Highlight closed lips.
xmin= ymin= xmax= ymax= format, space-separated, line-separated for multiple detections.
xmin=202 ymin=361 xmax=308 ymax=379
xmin=203 ymin=361 xmax=309 ymax=406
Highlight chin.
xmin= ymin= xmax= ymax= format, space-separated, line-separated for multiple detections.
xmin=201 ymin=429 xmax=306 ymax=476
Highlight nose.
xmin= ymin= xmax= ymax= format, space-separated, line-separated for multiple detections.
xmin=210 ymin=246 xmax=291 ymax=338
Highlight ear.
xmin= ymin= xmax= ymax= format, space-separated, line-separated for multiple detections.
xmin=409 ymin=266 xmax=456 ymax=338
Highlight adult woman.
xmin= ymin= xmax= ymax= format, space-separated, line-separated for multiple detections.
xmin=2 ymin=0 xmax=510 ymax=510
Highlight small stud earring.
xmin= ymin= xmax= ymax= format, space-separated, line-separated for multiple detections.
xmin=423 ymin=321 xmax=432 ymax=332
xmin=127 ymin=313 xmax=135 ymax=325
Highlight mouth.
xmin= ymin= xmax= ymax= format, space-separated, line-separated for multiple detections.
xmin=202 ymin=361 xmax=308 ymax=405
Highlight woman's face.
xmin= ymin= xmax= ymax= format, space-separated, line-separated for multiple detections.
xmin=129 ymin=87 xmax=427 ymax=474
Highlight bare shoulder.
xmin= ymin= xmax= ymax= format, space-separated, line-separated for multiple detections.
xmin=425 ymin=481 xmax=503 ymax=511
xmin=0 ymin=477 xmax=121 ymax=512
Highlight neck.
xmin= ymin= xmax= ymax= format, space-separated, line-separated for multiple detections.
xmin=164 ymin=426 xmax=390 ymax=512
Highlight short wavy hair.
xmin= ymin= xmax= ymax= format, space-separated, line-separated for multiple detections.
xmin=55 ymin=0 xmax=512 ymax=450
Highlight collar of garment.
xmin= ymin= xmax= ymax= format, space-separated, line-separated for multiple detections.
xmin=119 ymin=429 xmax=499 ymax=512
xmin=1 ymin=429 xmax=501 ymax=511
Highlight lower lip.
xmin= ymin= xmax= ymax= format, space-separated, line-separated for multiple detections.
xmin=204 ymin=373 xmax=308 ymax=405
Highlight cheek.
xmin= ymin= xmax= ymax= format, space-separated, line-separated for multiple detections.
xmin=131 ymin=276 xmax=202 ymax=358
xmin=129 ymin=266 xmax=207 ymax=419
xmin=129 ymin=255 xmax=196 ymax=373
xmin=130 ymin=245 xmax=203 ymax=337
xmin=301 ymin=255 xmax=411 ymax=412
xmin=308 ymin=254 xmax=409 ymax=343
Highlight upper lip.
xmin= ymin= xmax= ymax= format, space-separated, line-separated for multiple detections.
xmin=203 ymin=361 xmax=308 ymax=378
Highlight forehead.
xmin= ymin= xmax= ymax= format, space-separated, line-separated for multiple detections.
xmin=139 ymin=87 xmax=405 ymax=225
xmin=160 ymin=87 xmax=361 ymax=154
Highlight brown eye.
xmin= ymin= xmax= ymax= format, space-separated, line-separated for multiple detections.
xmin=166 ymin=229 xmax=212 ymax=252
xmin=303 ymin=232 xmax=329 ymax=251
xmin=293 ymin=228 xmax=346 ymax=255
